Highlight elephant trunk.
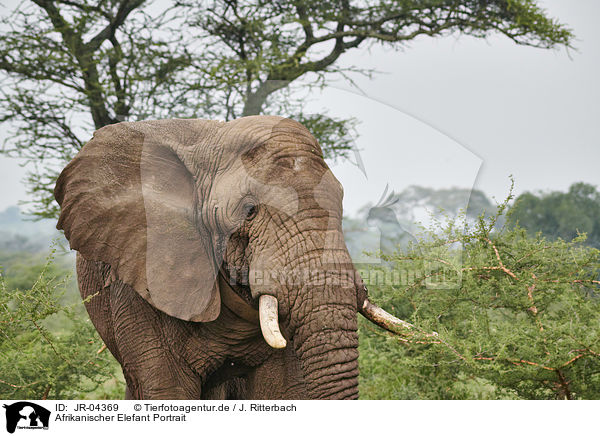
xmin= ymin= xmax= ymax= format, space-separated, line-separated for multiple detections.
xmin=291 ymin=269 xmax=360 ymax=399
xmin=251 ymin=220 xmax=361 ymax=398
xmin=294 ymin=306 xmax=359 ymax=399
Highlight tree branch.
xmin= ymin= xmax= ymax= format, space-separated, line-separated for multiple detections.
xmin=86 ymin=0 xmax=146 ymax=51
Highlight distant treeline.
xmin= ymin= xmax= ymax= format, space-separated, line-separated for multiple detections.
xmin=344 ymin=182 xmax=600 ymax=261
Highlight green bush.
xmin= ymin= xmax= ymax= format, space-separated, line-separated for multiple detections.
xmin=0 ymin=247 xmax=124 ymax=399
xmin=359 ymin=195 xmax=600 ymax=399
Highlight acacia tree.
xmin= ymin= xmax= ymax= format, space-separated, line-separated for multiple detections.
xmin=0 ymin=0 xmax=573 ymax=218
xmin=0 ymin=249 xmax=121 ymax=399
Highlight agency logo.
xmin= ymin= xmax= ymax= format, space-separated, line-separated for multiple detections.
xmin=2 ymin=402 xmax=50 ymax=433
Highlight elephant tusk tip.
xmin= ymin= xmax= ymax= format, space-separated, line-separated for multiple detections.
xmin=360 ymin=297 xmax=415 ymax=333
xmin=267 ymin=337 xmax=287 ymax=349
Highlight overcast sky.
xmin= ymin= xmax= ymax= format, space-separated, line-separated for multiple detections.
xmin=0 ymin=0 xmax=598 ymax=216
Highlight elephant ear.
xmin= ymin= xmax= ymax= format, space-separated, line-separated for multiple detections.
xmin=55 ymin=120 xmax=221 ymax=322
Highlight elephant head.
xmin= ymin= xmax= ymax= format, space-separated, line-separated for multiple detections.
xmin=54 ymin=115 xmax=401 ymax=399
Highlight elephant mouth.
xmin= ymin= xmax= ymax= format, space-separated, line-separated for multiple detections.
xmin=218 ymin=266 xmax=287 ymax=349
xmin=219 ymin=264 xmax=257 ymax=309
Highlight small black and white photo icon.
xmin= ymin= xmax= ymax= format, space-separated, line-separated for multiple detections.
xmin=3 ymin=402 xmax=50 ymax=433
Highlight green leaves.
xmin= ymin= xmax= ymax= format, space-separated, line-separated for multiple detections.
xmin=359 ymin=191 xmax=600 ymax=399
xmin=0 ymin=248 xmax=123 ymax=399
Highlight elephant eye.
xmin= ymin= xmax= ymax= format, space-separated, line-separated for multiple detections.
xmin=244 ymin=203 xmax=258 ymax=221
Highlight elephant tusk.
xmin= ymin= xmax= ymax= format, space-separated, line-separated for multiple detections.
xmin=359 ymin=298 xmax=414 ymax=335
xmin=259 ymin=295 xmax=287 ymax=349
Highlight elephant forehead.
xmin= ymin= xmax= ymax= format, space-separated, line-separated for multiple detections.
xmin=239 ymin=141 xmax=341 ymax=214
xmin=226 ymin=115 xmax=317 ymax=147
xmin=220 ymin=116 xmax=343 ymax=214
xmin=241 ymin=137 xmax=327 ymax=183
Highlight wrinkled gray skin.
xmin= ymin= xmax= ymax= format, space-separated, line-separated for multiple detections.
xmin=54 ymin=116 xmax=367 ymax=399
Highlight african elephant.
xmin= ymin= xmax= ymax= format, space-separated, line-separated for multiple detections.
xmin=54 ymin=115 xmax=400 ymax=399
